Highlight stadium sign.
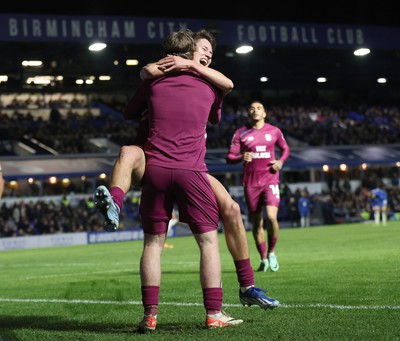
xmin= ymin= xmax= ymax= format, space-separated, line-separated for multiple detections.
xmin=1 ymin=14 xmax=400 ymax=49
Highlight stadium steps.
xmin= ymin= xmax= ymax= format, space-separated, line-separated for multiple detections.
xmin=13 ymin=135 xmax=59 ymax=156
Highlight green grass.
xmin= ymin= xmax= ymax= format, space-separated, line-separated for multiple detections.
xmin=1 ymin=221 xmax=399 ymax=340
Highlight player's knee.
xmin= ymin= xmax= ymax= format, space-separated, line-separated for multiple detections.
xmin=119 ymin=145 xmax=144 ymax=168
xmin=267 ymin=215 xmax=278 ymax=225
xmin=221 ymin=199 xmax=241 ymax=221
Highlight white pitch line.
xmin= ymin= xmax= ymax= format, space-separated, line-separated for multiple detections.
xmin=0 ymin=298 xmax=399 ymax=310
xmin=24 ymin=269 xmax=132 ymax=280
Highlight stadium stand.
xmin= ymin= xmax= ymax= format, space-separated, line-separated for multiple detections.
xmin=1 ymin=11 xmax=399 ymax=237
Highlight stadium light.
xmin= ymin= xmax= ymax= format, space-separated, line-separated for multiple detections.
xmin=98 ymin=173 xmax=107 ymax=179
xmin=354 ymin=48 xmax=370 ymax=56
xmin=126 ymin=59 xmax=139 ymax=66
xmin=236 ymin=45 xmax=253 ymax=54
xmin=22 ymin=60 xmax=43 ymax=67
xmin=89 ymin=42 xmax=107 ymax=51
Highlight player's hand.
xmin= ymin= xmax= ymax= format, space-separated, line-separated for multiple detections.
xmin=156 ymin=55 xmax=192 ymax=73
xmin=243 ymin=151 xmax=253 ymax=162
xmin=269 ymin=160 xmax=283 ymax=171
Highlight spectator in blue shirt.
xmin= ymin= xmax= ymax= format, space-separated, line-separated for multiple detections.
xmin=366 ymin=187 xmax=388 ymax=226
xmin=298 ymin=190 xmax=311 ymax=228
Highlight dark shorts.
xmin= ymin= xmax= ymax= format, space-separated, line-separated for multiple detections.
xmin=245 ymin=183 xmax=280 ymax=213
xmin=140 ymin=165 xmax=219 ymax=235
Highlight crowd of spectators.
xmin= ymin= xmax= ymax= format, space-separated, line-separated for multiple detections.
xmin=282 ymin=182 xmax=400 ymax=226
xmin=1 ymin=96 xmax=400 ymax=155
xmin=1 ymin=180 xmax=399 ymax=238
xmin=0 ymin=108 xmax=139 ymax=155
xmin=1 ymin=94 xmax=399 ymax=238
xmin=206 ymin=103 xmax=400 ymax=148
xmin=0 ymin=191 xmax=142 ymax=238
xmin=0 ymin=196 xmax=103 ymax=237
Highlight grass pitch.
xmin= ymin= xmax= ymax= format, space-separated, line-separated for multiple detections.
xmin=1 ymin=221 xmax=399 ymax=340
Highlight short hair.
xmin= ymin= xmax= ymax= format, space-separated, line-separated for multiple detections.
xmin=193 ymin=29 xmax=217 ymax=51
xmin=162 ymin=28 xmax=196 ymax=60
xmin=249 ymin=100 xmax=265 ymax=109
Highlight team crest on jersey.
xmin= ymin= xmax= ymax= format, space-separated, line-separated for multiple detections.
xmin=265 ymin=134 xmax=272 ymax=141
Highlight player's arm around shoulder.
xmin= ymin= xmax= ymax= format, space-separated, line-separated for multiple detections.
xmin=140 ymin=56 xmax=193 ymax=80
xmin=189 ymin=62 xmax=234 ymax=96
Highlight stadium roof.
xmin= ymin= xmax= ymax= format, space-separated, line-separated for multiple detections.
xmin=2 ymin=145 xmax=400 ymax=179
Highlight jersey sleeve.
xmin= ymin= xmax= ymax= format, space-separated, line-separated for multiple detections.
xmin=226 ymin=129 xmax=243 ymax=164
xmin=276 ymin=128 xmax=290 ymax=163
